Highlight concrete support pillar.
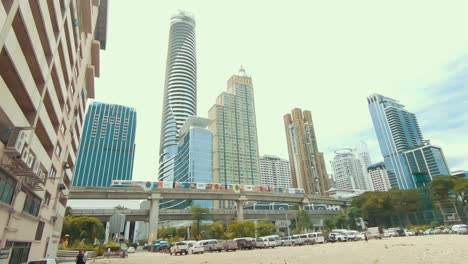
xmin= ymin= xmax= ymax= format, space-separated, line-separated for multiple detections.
xmin=236 ymin=196 xmax=248 ymax=221
xmin=104 ymin=222 xmax=110 ymax=244
xmin=124 ymin=221 xmax=130 ymax=241
xmin=148 ymin=193 xmax=161 ymax=251
xmin=299 ymin=198 xmax=310 ymax=211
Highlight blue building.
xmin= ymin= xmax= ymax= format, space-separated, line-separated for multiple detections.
xmin=367 ymin=94 xmax=450 ymax=189
xmin=72 ymin=101 xmax=136 ymax=187
xmin=174 ymin=116 xmax=213 ymax=208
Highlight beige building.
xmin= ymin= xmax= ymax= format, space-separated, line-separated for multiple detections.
xmin=209 ymin=68 xmax=260 ymax=187
xmin=0 ymin=0 xmax=108 ymax=262
xmin=284 ymin=108 xmax=329 ymax=195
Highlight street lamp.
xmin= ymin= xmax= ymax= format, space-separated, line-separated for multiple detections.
xmin=279 ymin=207 xmax=290 ymax=237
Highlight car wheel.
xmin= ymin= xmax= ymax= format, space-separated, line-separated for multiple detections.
xmin=292 ymin=242 xmax=296 ymax=246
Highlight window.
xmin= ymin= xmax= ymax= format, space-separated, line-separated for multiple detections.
xmin=44 ymin=191 xmax=51 ymax=206
xmin=60 ymin=121 xmax=66 ymax=134
xmin=48 ymin=167 xmax=57 ymax=179
xmin=55 ymin=144 xmax=62 ymax=157
xmin=0 ymin=169 xmax=17 ymax=205
xmin=35 ymin=221 xmax=45 ymax=241
xmin=23 ymin=189 xmax=41 ymax=216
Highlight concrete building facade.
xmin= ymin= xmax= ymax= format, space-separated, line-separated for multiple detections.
xmin=209 ymin=68 xmax=260 ymax=186
xmin=0 ymin=0 xmax=107 ymax=262
xmin=367 ymin=162 xmax=392 ymax=191
xmin=284 ymin=108 xmax=329 ymax=195
xmin=72 ymin=101 xmax=136 ymax=187
xmin=403 ymin=141 xmax=450 ymax=181
xmin=259 ymin=155 xmax=291 ymax=189
xmin=159 ymin=11 xmax=197 ymax=182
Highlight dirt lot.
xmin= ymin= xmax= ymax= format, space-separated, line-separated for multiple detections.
xmin=95 ymin=235 xmax=468 ymax=264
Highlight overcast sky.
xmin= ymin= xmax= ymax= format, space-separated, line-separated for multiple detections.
xmin=94 ymin=0 xmax=468 ymax=181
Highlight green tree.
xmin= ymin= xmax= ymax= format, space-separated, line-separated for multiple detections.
xmin=190 ymin=206 xmax=211 ymax=240
xmin=206 ymin=221 xmax=225 ymax=239
xmin=114 ymin=205 xmax=127 ymax=210
xmin=323 ymin=217 xmax=336 ymax=230
xmin=61 ymin=216 xmax=105 ymax=244
xmin=334 ymin=213 xmax=348 ymax=229
xmin=158 ymin=226 xmax=176 ymax=239
xmin=256 ymin=220 xmax=277 ymax=237
xmin=176 ymin=226 xmax=187 ymax=240
xmin=429 ymin=176 xmax=457 ymax=201
xmin=226 ymin=221 xmax=255 ymax=238
xmin=296 ymin=210 xmax=312 ymax=232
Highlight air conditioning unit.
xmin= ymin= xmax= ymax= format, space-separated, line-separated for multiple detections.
xmin=5 ymin=128 xmax=32 ymax=157
xmin=20 ymin=147 xmax=35 ymax=169
xmin=32 ymin=159 xmax=46 ymax=179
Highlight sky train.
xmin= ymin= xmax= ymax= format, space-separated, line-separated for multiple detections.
xmin=110 ymin=180 xmax=306 ymax=195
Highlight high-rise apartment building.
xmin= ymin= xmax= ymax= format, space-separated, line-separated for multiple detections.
xmin=284 ymin=109 xmax=329 ymax=195
xmin=356 ymin=141 xmax=373 ymax=189
xmin=209 ymin=68 xmax=260 ymax=186
xmin=259 ymin=155 xmax=291 ymax=189
xmin=0 ymin=0 xmax=108 ymax=262
xmin=173 ymin=116 xmax=213 ymax=208
xmin=72 ymin=102 xmax=136 ymax=187
xmin=331 ymin=148 xmax=371 ymax=191
xmin=367 ymin=162 xmax=392 ymax=191
xmin=368 ymin=94 xmax=450 ymax=189
xmin=159 ymin=11 xmax=197 ymax=182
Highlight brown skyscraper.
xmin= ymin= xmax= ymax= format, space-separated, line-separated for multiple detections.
xmin=284 ymin=108 xmax=330 ymax=195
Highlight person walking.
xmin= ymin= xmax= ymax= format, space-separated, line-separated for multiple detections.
xmin=364 ymin=233 xmax=368 ymax=242
xmin=76 ymin=250 xmax=86 ymax=264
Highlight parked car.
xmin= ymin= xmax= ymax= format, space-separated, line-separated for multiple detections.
xmin=234 ymin=237 xmax=256 ymax=250
xmin=222 ymin=239 xmax=238 ymax=251
xmin=290 ymin=235 xmax=305 ymax=246
xmin=329 ymin=232 xmax=347 ymax=242
xmin=188 ymin=241 xmax=205 ymax=254
xmin=451 ymin=224 xmax=468 ymax=234
xmin=127 ymin=246 xmax=135 ymax=253
xmin=255 ymin=237 xmax=265 ymax=248
xmin=170 ymin=242 xmax=189 ymax=255
xmin=199 ymin=239 xmax=223 ymax=252
xmin=264 ymin=235 xmax=282 ymax=247
xmin=308 ymin=232 xmax=325 ymax=243
xmin=365 ymin=227 xmax=383 ymax=239
xmin=298 ymin=234 xmax=315 ymax=245
xmin=404 ymin=229 xmax=415 ymax=236
xmin=280 ymin=236 xmax=293 ymax=246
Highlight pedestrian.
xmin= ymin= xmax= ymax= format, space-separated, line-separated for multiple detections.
xmin=76 ymin=250 xmax=86 ymax=264
xmin=364 ymin=233 xmax=368 ymax=242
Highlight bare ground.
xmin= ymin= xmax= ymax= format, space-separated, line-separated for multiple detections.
xmin=95 ymin=235 xmax=468 ymax=264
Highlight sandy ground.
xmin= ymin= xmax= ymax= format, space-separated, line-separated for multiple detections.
xmin=95 ymin=235 xmax=468 ymax=264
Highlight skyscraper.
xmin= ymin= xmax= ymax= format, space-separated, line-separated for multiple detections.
xmin=367 ymin=162 xmax=392 ymax=191
xmin=368 ymin=94 xmax=450 ymax=189
xmin=284 ymin=109 xmax=329 ymax=195
xmin=173 ymin=116 xmax=213 ymax=208
xmin=73 ymin=102 xmax=136 ymax=187
xmin=209 ymin=67 xmax=260 ymax=186
xmin=0 ymin=0 xmax=108 ymax=260
xmin=159 ymin=11 xmax=197 ymax=182
xmin=259 ymin=155 xmax=292 ymax=189
xmin=331 ymin=148 xmax=371 ymax=191
xmin=356 ymin=141 xmax=373 ymax=189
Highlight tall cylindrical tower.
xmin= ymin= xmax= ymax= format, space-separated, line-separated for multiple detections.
xmin=159 ymin=11 xmax=196 ymax=181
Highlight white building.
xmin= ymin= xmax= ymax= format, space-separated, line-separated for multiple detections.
xmin=0 ymin=0 xmax=108 ymax=262
xmin=331 ymin=148 xmax=372 ymax=191
xmin=368 ymin=162 xmax=392 ymax=191
xmin=259 ymin=155 xmax=291 ymax=189
xmin=356 ymin=141 xmax=373 ymax=190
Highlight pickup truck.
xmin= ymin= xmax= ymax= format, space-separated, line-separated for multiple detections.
xmin=170 ymin=242 xmax=189 ymax=255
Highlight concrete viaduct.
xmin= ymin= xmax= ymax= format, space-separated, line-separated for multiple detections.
xmin=69 ymin=187 xmax=349 ymax=241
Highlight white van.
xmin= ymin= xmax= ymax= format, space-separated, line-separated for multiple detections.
xmin=307 ymin=232 xmax=325 ymax=243
xmin=451 ymin=224 xmax=468 ymax=234
xmin=264 ymin=235 xmax=282 ymax=246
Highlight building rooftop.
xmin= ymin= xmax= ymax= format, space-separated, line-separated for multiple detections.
xmin=178 ymin=116 xmax=210 ymax=138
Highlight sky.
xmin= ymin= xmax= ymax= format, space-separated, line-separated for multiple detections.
xmin=94 ymin=0 xmax=468 ymax=182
